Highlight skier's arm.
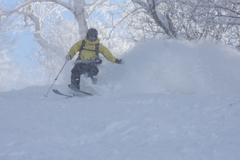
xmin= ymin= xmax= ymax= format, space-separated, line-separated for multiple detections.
xmin=67 ymin=41 xmax=83 ymax=59
xmin=99 ymin=44 xmax=117 ymax=63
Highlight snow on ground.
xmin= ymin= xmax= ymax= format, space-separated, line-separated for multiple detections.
xmin=1 ymin=39 xmax=240 ymax=160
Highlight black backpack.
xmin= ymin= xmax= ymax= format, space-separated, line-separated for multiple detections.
xmin=78 ymin=40 xmax=102 ymax=64
xmin=79 ymin=40 xmax=99 ymax=56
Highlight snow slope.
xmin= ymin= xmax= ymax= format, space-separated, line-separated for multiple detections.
xmin=1 ymin=39 xmax=240 ymax=160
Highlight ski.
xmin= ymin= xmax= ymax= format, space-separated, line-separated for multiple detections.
xmin=52 ymin=88 xmax=93 ymax=97
xmin=52 ymin=89 xmax=74 ymax=97
xmin=68 ymin=84 xmax=93 ymax=96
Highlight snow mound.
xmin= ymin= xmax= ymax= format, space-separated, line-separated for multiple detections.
xmin=1 ymin=40 xmax=240 ymax=160
xmin=100 ymin=39 xmax=240 ymax=95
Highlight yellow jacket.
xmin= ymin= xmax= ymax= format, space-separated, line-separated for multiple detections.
xmin=67 ymin=37 xmax=117 ymax=63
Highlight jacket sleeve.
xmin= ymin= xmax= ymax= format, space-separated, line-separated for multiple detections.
xmin=67 ymin=41 xmax=82 ymax=58
xmin=99 ymin=44 xmax=117 ymax=63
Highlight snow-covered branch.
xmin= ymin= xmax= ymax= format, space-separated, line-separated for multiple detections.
xmin=2 ymin=0 xmax=74 ymax=16
xmin=132 ymin=0 xmax=177 ymax=38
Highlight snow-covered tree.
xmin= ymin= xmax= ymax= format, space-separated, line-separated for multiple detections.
xmin=126 ymin=0 xmax=240 ymax=48
xmin=1 ymin=0 xmax=125 ymax=80
xmin=0 ymin=3 xmax=23 ymax=91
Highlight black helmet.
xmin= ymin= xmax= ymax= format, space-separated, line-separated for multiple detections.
xmin=86 ymin=28 xmax=98 ymax=41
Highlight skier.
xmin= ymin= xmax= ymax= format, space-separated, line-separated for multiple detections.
xmin=65 ymin=28 xmax=123 ymax=91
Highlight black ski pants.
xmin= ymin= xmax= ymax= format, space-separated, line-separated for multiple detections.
xmin=71 ymin=62 xmax=99 ymax=89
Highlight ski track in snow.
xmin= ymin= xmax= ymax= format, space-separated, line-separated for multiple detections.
xmin=1 ymin=39 xmax=240 ymax=160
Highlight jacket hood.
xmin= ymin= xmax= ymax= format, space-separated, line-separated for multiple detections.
xmin=84 ymin=37 xmax=100 ymax=44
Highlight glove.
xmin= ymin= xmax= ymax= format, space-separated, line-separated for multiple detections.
xmin=65 ymin=54 xmax=72 ymax=61
xmin=115 ymin=59 xmax=124 ymax=64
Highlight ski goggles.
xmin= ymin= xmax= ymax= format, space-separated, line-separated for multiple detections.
xmin=87 ymin=33 xmax=97 ymax=41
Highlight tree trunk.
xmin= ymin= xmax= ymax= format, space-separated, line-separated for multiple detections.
xmin=73 ymin=0 xmax=88 ymax=39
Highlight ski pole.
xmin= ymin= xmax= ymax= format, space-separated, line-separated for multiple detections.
xmin=44 ymin=60 xmax=68 ymax=98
